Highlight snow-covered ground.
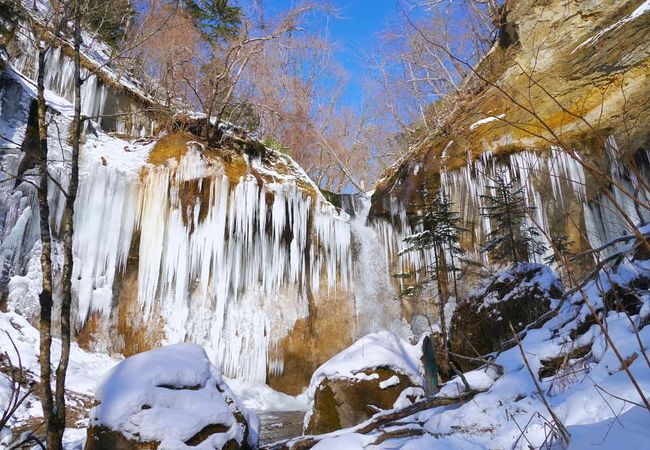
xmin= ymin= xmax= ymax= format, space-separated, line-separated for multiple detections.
xmin=284 ymin=245 xmax=650 ymax=449
xmin=0 ymin=311 xmax=121 ymax=447
xmin=0 ymin=309 xmax=307 ymax=448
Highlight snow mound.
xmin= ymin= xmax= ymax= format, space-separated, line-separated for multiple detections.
xmin=304 ymin=331 xmax=424 ymax=426
xmin=471 ymin=263 xmax=562 ymax=310
xmin=89 ymin=344 xmax=258 ymax=449
xmin=225 ymin=378 xmax=308 ymax=412
xmin=307 ymin=331 xmax=424 ymax=395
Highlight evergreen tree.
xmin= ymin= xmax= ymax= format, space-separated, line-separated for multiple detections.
xmin=0 ymin=6 xmax=16 ymax=38
xmin=400 ymin=188 xmax=464 ymax=377
xmin=183 ymin=0 xmax=242 ymax=42
xmin=480 ymin=170 xmax=546 ymax=264
xmin=544 ymin=233 xmax=574 ymax=265
xmin=82 ymin=0 xmax=136 ymax=48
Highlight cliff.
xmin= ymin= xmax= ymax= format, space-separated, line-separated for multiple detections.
xmin=0 ymin=2 xmax=403 ymax=395
xmin=1 ymin=0 xmax=649 ymax=398
xmin=370 ymin=0 xmax=650 ymax=264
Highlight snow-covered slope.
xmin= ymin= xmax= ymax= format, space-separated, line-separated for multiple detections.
xmin=279 ymin=240 xmax=650 ymax=449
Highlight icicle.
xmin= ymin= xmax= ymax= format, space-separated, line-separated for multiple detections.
xmin=62 ymin=145 xmax=354 ymax=382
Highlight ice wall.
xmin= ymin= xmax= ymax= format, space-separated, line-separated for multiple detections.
xmin=10 ymin=20 xmax=154 ymax=136
xmin=342 ymin=194 xmax=406 ymax=337
xmin=372 ymin=143 xmax=650 ymax=282
xmin=70 ymin=143 xmax=356 ymax=382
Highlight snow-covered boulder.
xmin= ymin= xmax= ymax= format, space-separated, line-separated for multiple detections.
xmin=304 ymin=331 xmax=425 ymax=435
xmin=449 ymin=263 xmax=563 ymax=371
xmin=85 ymin=344 xmax=259 ymax=450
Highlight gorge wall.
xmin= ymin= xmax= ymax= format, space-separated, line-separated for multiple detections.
xmin=0 ymin=7 xmax=405 ymax=394
xmin=370 ymin=0 xmax=650 ymax=283
xmin=1 ymin=0 xmax=649 ymax=395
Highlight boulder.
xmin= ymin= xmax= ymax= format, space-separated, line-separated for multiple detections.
xmin=304 ymin=331 xmax=425 ymax=435
xmin=449 ymin=263 xmax=562 ymax=372
xmin=84 ymin=344 xmax=258 ymax=450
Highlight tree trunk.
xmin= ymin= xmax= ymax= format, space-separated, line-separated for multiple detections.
xmin=502 ymin=184 xmax=518 ymax=263
xmin=36 ymin=46 xmax=56 ymax=448
xmin=52 ymin=1 xmax=82 ymax=447
xmin=448 ymin=242 xmax=460 ymax=302
xmin=432 ymin=244 xmax=449 ymax=375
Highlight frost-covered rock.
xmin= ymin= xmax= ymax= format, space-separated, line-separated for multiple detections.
xmin=449 ymin=263 xmax=563 ymax=371
xmin=304 ymin=331 xmax=424 ymax=434
xmin=85 ymin=344 xmax=258 ymax=450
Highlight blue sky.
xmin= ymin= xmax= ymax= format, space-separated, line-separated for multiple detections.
xmin=321 ymin=0 xmax=401 ymax=106
xmin=262 ymin=0 xmax=403 ymax=109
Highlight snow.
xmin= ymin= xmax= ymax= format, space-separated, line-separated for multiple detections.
xmin=393 ymin=387 xmax=426 ymax=409
xmin=2 ymin=3 xmax=650 ymax=449
xmin=0 ymin=310 xmax=122 ymax=445
xmin=567 ymin=406 xmax=649 ymax=450
xmin=379 ymin=375 xmax=401 ymax=389
xmin=311 ymin=432 xmax=374 ymax=449
xmin=0 ymin=307 xmax=308 ymax=446
xmin=62 ymin=428 xmax=88 ymax=450
xmin=225 ymin=378 xmax=308 ymax=412
xmin=304 ymin=248 xmax=650 ymax=449
xmin=90 ymin=343 xmax=259 ymax=449
xmin=437 ymin=365 xmax=501 ymax=398
xmin=469 ymin=263 xmax=562 ymax=311
xmin=306 ymin=331 xmax=424 ymax=394
xmin=0 ymin=311 xmax=121 ymax=396
xmin=304 ymin=331 xmax=424 ymax=428
xmin=469 ymin=114 xmax=505 ymax=131
xmin=573 ymin=0 xmax=650 ymax=53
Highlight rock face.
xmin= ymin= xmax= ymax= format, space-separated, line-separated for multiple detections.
xmin=304 ymin=331 xmax=425 ymax=435
xmin=85 ymin=344 xmax=258 ymax=450
xmin=305 ymin=368 xmax=419 ymax=435
xmin=372 ymin=0 xmax=650 ymax=213
xmin=0 ymin=43 xmax=394 ymax=394
xmin=369 ymin=0 xmax=650 ymax=290
xmin=4 ymin=0 xmax=648 ymax=399
xmin=2 ymin=3 xmax=401 ymax=396
xmin=1 ymin=9 xmax=409 ymax=390
xmin=449 ymin=264 xmax=563 ymax=372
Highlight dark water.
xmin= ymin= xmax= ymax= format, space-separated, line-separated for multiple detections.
xmin=259 ymin=411 xmax=306 ymax=444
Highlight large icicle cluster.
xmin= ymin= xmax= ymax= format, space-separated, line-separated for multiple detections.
xmin=71 ymin=142 xmax=354 ymax=382
xmin=373 ymin=141 xmax=650 ymax=283
xmin=10 ymin=17 xmax=154 ymax=136
xmin=439 ymin=142 xmax=649 ymax=254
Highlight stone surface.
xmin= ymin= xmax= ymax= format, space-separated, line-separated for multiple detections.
xmin=305 ymin=368 xmax=416 ymax=435
xmin=449 ymin=264 xmax=563 ymax=372
xmin=369 ymin=0 xmax=650 ymax=283
xmin=372 ymin=0 xmax=650 ymax=216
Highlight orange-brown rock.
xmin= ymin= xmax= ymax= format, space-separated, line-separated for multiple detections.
xmin=372 ymin=0 xmax=650 ymax=219
xmin=268 ymin=288 xmax=356 ymax=395
xmin=84 ymin=424 xmax=249 ymax=450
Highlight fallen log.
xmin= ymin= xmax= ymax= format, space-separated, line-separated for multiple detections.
xmin=263 ymin=389 xmax=480 ymax=450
